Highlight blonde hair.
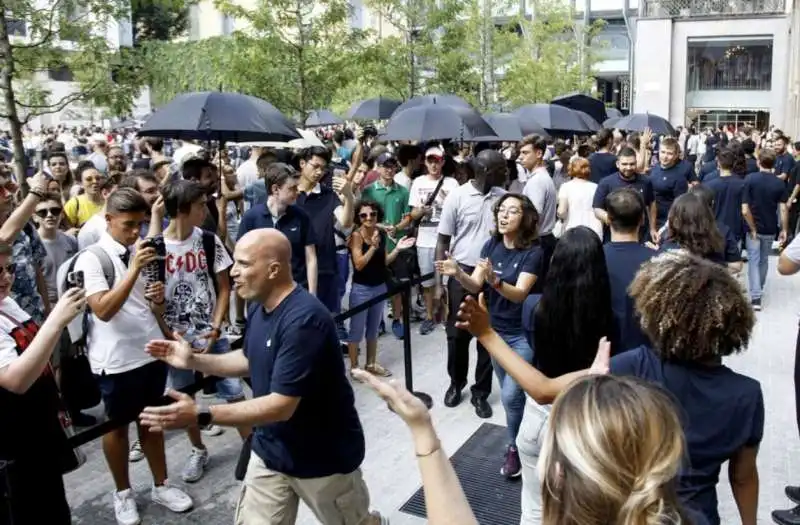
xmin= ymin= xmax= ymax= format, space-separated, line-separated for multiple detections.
xmin=567 ymin=157 xmax=591 ymax=180
xmin=539 ymin=375 xmax=689 ymax=525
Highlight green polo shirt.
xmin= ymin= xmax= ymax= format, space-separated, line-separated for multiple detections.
xmin=361 ymin=180 xmax=411 ymax=250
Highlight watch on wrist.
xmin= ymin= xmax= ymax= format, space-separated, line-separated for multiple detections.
xmin=197 ymin=407 xmax=213 ymax=427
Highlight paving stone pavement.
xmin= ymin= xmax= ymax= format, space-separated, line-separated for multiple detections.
xmin=67 ymin=258 xmax=800 ymax=524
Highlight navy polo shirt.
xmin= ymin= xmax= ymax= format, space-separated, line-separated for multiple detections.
xmin=650 ymin=164 xmax=690 ymax=228
xmin=776 ymin=152 xmax=796 ymax=180
xmin=243 ymin=287 xmax=365 ymax=478
xmin=603 ymin=242 xmax=654 ymax=352
xmin=698 ymin=160 xmax=717 ymax=182
xmin=588 ymin=151 xmax=617 ymax=184
xmin=743 ymin=171 xmax=789 ymax=235
xmin=593 ymin=172 xmax=655 ymax=239
xmin=611 ymin=346 xmax=763 ymax=525
xmin=744 ymin=156 xmax=759 ymax=176
xmin=479 ymin=238 xmax=542 ymax=334
xmin=296 ymin=185 xmax=340 ymax=276
xmin=237 ymin=204 xmax=316 ymax=286
xmin=703 ymin=175 xmax=745 ymax=241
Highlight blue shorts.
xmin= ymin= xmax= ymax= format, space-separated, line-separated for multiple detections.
xmin=168 ymin=338 xmax=245 ymax=401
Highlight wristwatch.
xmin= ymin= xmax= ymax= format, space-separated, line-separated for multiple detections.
xmin=197 ymin=407 xmax=213 ymax=427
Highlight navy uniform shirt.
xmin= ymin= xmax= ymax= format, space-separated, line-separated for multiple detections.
xmin=479 ymin=238 xmax=542 ymax=334
xmin=244 ymin=287 xmax=365 ymax=478
xmin=237 ymin=204 xmax=316 ymax=287
xmin=588 ymin=151 xmax=617 ymax=184
xmin=744 ymin=156 xmax=759 ymax=176
xmin=776 ymin=152 xmax=797 ymax=181
xmin=296 ymin=185 xmax=340 ymax=276
xmin=703 ymin=175 xmax=746 ymax=241
xmin=650 ymin=163 xmax=690 ymax=228
xmin=611 ymin=347 xmax=763 ymax=525
xmin=593 ymin=172 xmax=655 ymax=240
xmin=698 ymin=160 xmax=718 ymax=182
xmin=603 ymin=242 xmax=654 ymax=352
xmin=743 ymin=171 xmax=789 ymax=235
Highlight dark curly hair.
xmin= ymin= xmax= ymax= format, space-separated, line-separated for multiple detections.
xmin=492 ymin=193 xmax=539 ymax=249
xmin=353 ymin=199 xmax=384 ymax=227
xmin=667 ymin=193 xmax=724 ymax=258
xmin=630 ymin=250 xmax=754 ymax=360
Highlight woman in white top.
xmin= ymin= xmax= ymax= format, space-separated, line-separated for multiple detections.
xmin=557 ymin=157 xmax=603 ymax=239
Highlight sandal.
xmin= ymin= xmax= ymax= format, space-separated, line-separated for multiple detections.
xmin=365 ymin=363 xmax=392 ymax=377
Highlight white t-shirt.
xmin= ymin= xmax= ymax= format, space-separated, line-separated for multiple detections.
xmin=0 ymin=297 xmax=35 ymax=370
xmin=73 ymin=232 xmax=161 ymax=374
xmin=394 ymin=170 xmax=411 ymax=190
xmin=163 ymin=228 xmax=232 ymax=336
xmin=77 ymin=213 xmax=107 ymax=250
xmin=237 ymin=160 xmax=259 ymax=190
xmin=409 ymin=175 xmax=460 ymax=248
xmin=557 ymin=179 xmax=602 ymax=239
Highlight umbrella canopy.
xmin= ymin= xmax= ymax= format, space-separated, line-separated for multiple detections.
xmin=347 ymin=97 xmax=401 ymax=121
xmin=603 ymin=116 xmax=621 ymax=129
xmin=305 ymin=109 xmax=344 ymax=127
xmin=472 ymin=113 xmax=550 ymax=142
xmin=574 ymin=110 xmax=601 ymax=132
xmin=551 ymin=93 xmax=608 ymax=125
xmin=391 ymin=94 xmax=472 ymax=118
xmin=514 ymin=103 xmax=589 ymax=134
xmin=382 ymin=104 xmax=497 ymax=142
xmin=236 ymin=129 xmax=324 ymax=149
xmin=138 ymin=91 xmax=300 ymax=143
xmin=614 ymin=113 xmax=676 ymax=136
xmin=606 ymin=107 xmax=623 ymax=119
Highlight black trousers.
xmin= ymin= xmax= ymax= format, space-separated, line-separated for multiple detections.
xmin=0 ymin=458 xmax=70 ymax=525
xmin=445 ymin=269 xmax=493 ymax=399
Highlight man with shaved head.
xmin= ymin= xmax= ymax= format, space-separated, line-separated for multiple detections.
xmin=139 ymin=229 xmax=387 ymax=524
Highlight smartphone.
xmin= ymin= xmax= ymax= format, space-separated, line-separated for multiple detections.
xmin=333 ymin=168 xmax=346 ymax=178
xmin=67 ymin=270 xmax=84 ymax=290
xmin=142 ymin=237 xmax=166 ymax=283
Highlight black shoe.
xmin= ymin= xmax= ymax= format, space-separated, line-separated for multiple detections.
xmin=787 ymin=486 xmax=800 ymax=505
xmin=752 ymin=297 xmax=762 ymax=311
xmin=471 ymin=397 xmax=493 ymax=419
xmin=444 ymin=384 xmax=463 ymax=407
xmin=70 ymin=411 xmax=97 ymax=427
xmin=773 ymin=505 xmax=800 ymax=525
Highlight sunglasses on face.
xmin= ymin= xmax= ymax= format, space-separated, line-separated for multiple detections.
xmin=359 ymin=211 xmax=377 ymax=219
xmin=35 ymin=206 xmax=62 ymax=218
xmin=0 ymin=263 xmax=15 ymax=277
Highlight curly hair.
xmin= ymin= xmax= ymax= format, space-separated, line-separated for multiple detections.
xmin=667 ymin=193 xmax=724 ymax=258
xmin=492 ymin=193 xmax=539 ymax=249
xmin=629 ymin=250 xmax=754 ymax=361
xmin=353 ymin=199 xmax=385 ymax=227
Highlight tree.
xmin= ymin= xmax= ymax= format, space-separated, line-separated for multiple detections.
xmin=498 ymin=0 xmax=605 ymax=108
xmin=0 ymin=0 xmax=146 ymax=181
xmin=130 ymin=0 xmax=193 ymax=44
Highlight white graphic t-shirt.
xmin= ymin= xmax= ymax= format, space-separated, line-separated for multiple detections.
xmin=163 ymin=228 xmax=232 ymax=338
xmin=409 ymin=175 xmax=460 ymax=248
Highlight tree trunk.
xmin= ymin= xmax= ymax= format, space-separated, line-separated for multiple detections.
xmin=0 ymin=9 xmax=29 ymax=186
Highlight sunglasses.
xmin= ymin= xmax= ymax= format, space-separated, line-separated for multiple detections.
xmin=426 ymin=156 xmax=443 ymax=163
xmin=0 ymin=263 xmax=15 ymax=277
xmin=359 ymin=211 xmax=377 ymax=219
xmin=35 ymin=207 xmax=62 ymax=218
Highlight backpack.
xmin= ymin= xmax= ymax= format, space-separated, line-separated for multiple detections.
xmin=56 ymin=245 xmax=115 ymax=345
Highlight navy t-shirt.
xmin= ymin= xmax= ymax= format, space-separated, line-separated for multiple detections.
xmin=742 ymin=171 xmax=789 ymax=235
xmin=703 ymin=175 xmax=745 ymax=241
xmin=611 ymin=347 xmax=763 ymax=525
xmin=238 ymin=204 xmax=317 ymax=287
xmin=776 ymin=152 xmax=797 ymax=180
xmin=479 ymin=238 xmax=542 ymax=334
xmin=603 ymin=242 xmax=654 ymax=352
xmin=650 ymin=164 xmax=690 ymax=228
xmin=744 ymin=156 xmax=759 ymax=176
xmin=698 ymin=160 xmax=718 ymax=182
xmin=296 ymin=186 xmax=340 ymax=276
xmin=593 ymin=172 xmax=655 ymax=240
xmin=588 ymin=151 xmax=617 ymax=184
xmin=243 ymin=287 xmax=365 ymax=478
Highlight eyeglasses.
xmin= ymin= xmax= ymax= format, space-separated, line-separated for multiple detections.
xmin=35 ymin=206 xmax=62 ymax=218
xmin=359 ymin=211 xmax=377 ymax=219
xmin=0 ymin=263 xmax=15 ymax=278
xmin=426 ymin=156 xmax=443 ymax=163
xmin=498 ymin=207 xmax=522 ymax=216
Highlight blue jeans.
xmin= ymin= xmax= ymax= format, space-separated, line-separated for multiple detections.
xmin=347 ymin=283 xmax=387 ymax=343
xmin=517 ymin=400 xmax=550 ymax=525
xmin=169 ymin=338 xmax=245 ymax=401
xmin=745 ymin=233 xmax=774 ymax=300
xmin=492 ymin=331 xmax=534 ymax=445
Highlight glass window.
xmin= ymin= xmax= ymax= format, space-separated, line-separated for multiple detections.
xmin=687 ymin=39 xmax=773 ymax=91
xmin=6 ymin=18 xmax=26 ymax=37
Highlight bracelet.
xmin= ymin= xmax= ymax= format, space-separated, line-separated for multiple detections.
xmin=415 ymin=439 xmax=442 ymax=458
xmin=28 ymin=189 xmax=45 ymax=199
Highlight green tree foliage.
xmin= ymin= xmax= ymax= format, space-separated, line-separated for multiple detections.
xmin=130 ymin=0 xmax=193 ymax=44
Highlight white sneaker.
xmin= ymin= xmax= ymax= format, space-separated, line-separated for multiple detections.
xmin=200 ymin=424 xmax=224 ymax=436
xmin=181 ymin=446 xmax=209 ymax=483
xmin=151 ymin=481 xmax=193 ymax=513
xmin=128 ymin=440 xmax=144 ymax=463
xmin=113 ymin=489 xmax=141 ymax=525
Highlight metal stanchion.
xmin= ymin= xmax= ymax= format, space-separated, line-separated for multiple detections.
xmin=401 ymin=286 xmax=433 ymax=408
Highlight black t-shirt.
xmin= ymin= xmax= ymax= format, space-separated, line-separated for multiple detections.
xmin=243 ymin=287 xmax=364 ymax=478
xmin=650 ymin=164 xmax=690 ymax=228
xmin=703 ymin=175 xmax=746 ymax=241
xmin=593 ymin=172 xmax=655 ymax=241
xmin=352 ymin=232 xmax=387 ymax=286
xmin=588 ymin=151 xmax=617 ymax=184
xmin=296 ymin=186 xmax=340 ymax=276
xmin=603 ymin=242 xmax=654 ymax=352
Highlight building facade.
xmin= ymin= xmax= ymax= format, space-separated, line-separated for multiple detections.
xmin=632 ymin=0 xmax=795 ymax=132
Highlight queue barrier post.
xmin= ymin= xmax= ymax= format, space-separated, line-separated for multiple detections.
xmin=400 ymin=284 xmax=433 ymax=409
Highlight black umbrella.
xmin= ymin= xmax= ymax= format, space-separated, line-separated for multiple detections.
xmin=551 ymin=92 xmax=608 ymax=125
xmin=603 ymin=116 xmax=621 ymax=129
xmin=347 ymin=97 xmax=401 ymax=121
xmin=138 ymin=91 xmax=300 ymax=143
xmin=472 ymin=113 xmax=550 ymax=142
xmin=391 ymin=94 xmax=472 ymax=118
xmin=614 ymin=112 xmax=676 ymax=136
xmin=382 ymin=104 xmax=497 ymax=142
xmin=574 ymin=110 xmax=601 ymax=132
xmin=305 ymin=109 xmax=344 ymax=127
xmin=606 ymin=107 xmax=623 ymax=119
xmin=514 ymin=103 xmax=589 ymax=134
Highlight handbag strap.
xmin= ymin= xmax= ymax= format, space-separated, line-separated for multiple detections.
xmin=411 ymin=176 xmax=447 ymax=230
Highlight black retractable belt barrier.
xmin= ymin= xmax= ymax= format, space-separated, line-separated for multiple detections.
xmin=67 ymin=272 xmax=436 ymax=447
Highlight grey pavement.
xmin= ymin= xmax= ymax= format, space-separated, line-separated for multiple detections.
xmin=68 ymin=258 xmax=800 ymax=524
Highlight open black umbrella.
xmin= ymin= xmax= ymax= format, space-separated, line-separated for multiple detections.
xmin=574 ymin=110 xmax=601 ymax=132
xmin=514 ymin=103 xmax=589 ymax=134
xmin=614 ymin=112 xmax=676 ymax=136
xmin=305 ymin=109 xmax=344 ymax=127
xmin=551 ymin=92 xmax=608 ymax=125
xmin=138 ymin=91 xmax=300 ymax=143
xmin=603 ymin=116 xmax=621 ymax=129
xmin=391 ymin=94 xmax=472 ymax=118
xmin=382 ymin=104 xmax=497 ymax=142
xmin=472 ymin=113 xmax=550 ymax=142
xmin=606 ymin=107 xmax=623 ymax=119
xmin=347 ymin=97 xmax=401 ymax=121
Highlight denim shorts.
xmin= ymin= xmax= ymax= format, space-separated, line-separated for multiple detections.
xmin=168 ymin=338 xmax=245 ymax=401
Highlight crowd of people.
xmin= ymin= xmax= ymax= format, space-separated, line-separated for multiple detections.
xmin=0 ymin=117 xmax=798 ymax=525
